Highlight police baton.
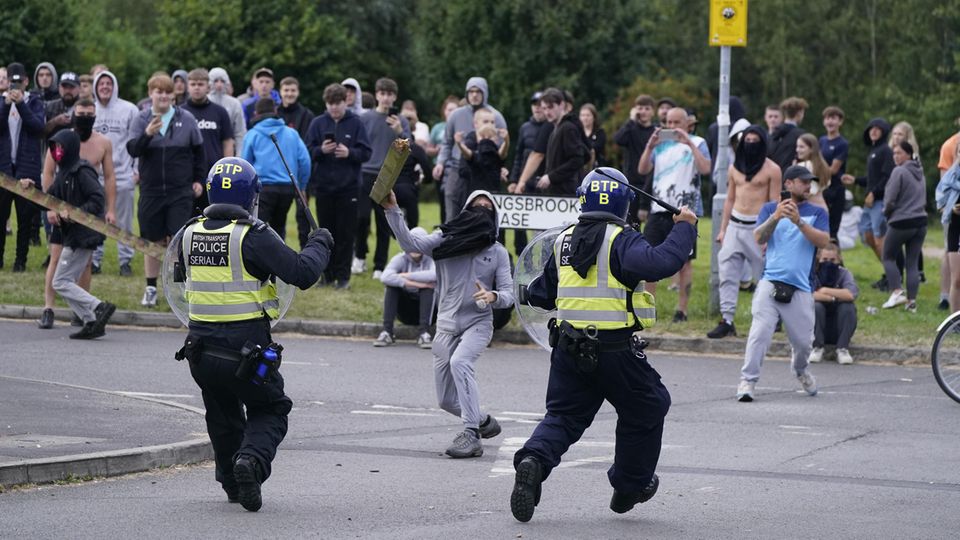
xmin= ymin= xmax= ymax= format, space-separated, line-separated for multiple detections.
xmin=269 ymin=133 xmax=318 ymax=232
xmin=593 ymin=167 xmax=681 ymax=215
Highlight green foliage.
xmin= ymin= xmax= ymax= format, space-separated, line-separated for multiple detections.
xmin=0 ymin=1 xmax=80 ymax=74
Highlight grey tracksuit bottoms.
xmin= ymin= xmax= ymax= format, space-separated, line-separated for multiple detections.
xmin=432 ymin=322 xmax=493 ymax=429
xmin=740 ymin=279 xmax=814 ymax=382
xmin=53 ymin=247 xmax=101 ymax=323
xmin=718 ymin=212 xmax=763 ymax=321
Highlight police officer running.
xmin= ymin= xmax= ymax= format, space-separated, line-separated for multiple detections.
xmin=175 ymin=157 xmax=333 ymax=512
xmin=510 ymin=167 xmax=697 ymax=522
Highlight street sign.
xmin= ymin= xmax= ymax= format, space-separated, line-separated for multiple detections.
xmin=490 ymin=194 xmax=580 ymax=230
xmin=709 ymin=0 xmax=748 ymax=47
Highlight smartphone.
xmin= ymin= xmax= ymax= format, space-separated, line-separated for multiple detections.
xmin=780 ymin=189 xmax=791 ymax=201
xmin=323 ymin=132 xmax=336 ymax=143
xmin=9 ymin=79 xmax=22 ymax=91
xmin=658 ymin=128 xmax=679 ymax=142
xmin=388 ymin=106 xmax=400 ymax=117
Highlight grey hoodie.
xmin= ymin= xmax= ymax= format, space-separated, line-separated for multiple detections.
xmin=883 ymin=159 xmax=927 ymax=225
xmin=341 ymin=77 xmax=365 ymax=115
xmin=208 ymin=67 xmax=247 ymax=150
xmin=33 ymin=62 xmax=58 ymax=99
xmin=385 ymin=190 xmax=515 ymax=335
xmin=437 ymin=77 xmax=507 ymax=170
xmin=92 ymin=71 xmax=139 ymax=188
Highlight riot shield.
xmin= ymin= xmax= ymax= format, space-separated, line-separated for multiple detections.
xmin=162 ymin=225 xmax=295 ymax=328
xmin=513 ymin=226 xmax=567 ymax=352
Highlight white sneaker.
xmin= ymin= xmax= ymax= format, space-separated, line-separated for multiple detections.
xmin=736 ymin=380 xmax=755 ymax=402
xmin=836 ymin=348 xmax=853 ymax=365
xmin=351 ymin=257 xmax=365 ymax=275
xmin=905 ymin=301 xmax=917 ymax=313
xmin=373 ymin=331 xmax=394 ymax=347
xmin=372 ymin=270 xmax=383 ymax=280
xmin=141 ymin=285 xmax=158 ymax=307
xmin=808 ymin=347 xmax=824 ymax=363
xmin=797 ymin=370 xmax=818 ymax=396
xmin=881 ymin=290 xmax=908 ymax=309
xmin=417 ymin=332 xmax=432 ymax=349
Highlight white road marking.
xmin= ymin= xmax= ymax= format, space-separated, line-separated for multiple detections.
xmin=350 ymin=410 xmax=441 ymax=417
xmin=500 ymin=411 xmax=545 ymax=417
xmin=116 ymin=392 xmax=194 ymax=399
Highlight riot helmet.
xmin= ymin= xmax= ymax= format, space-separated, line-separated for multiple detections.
xmin=205 ymin=157 xmax=261 ymax=212
xmin=576 ymin=167 xmax=635 ymax=219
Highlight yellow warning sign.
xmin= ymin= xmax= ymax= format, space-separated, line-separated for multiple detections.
xmin=709 ymin=0 xmax=748 ymax=47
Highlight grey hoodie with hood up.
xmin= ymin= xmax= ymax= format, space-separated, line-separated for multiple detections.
xmin=92 ymin=71 xmax=139 ymax=189
xmin=384 ymin=189 xmax=514 ymax=335
xmin=341 ymin=77 xmax=365 ymax=116
xmin=208 ymin=67 xmax=247 ymax=150
xmin=33 ymin=62 xmax=59 ymax=101
xmin=437 ymin=77 xmax=507 ymax=171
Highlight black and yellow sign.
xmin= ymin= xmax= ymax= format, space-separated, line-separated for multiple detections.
xmin=709 ymin=0 xmax=748 ymax=47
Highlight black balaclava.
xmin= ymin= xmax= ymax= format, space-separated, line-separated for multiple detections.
xmin=73 ymin=115 xmax=95 ymax=141
xmin=734 ymin=125 xmax=768 ymax=182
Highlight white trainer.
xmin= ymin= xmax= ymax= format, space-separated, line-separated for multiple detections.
xmin=808 ymin=347 xmax=824 ymax=363
xmin=372 ymin=270 xmax=383 ymax=280
xmin=373 ymin=330 xmax=394 ymax=347
xmin=351 ymin=257 xmax=366 ymax=275
xmin=141 ymin=285 xmax=158 ymax=308
xmin=797 ymin=370 xmax=818 ymax=396
xmin=881 ymin=290 xmax=908 ymax=309
xmin=417 ymin=332 xmax=433 ymax=349
xmin=736 ymin=380 xmax=755 ymax=402
xmin=836 ymin=348 xmax=853 ymax=365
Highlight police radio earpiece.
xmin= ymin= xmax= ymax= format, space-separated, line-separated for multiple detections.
xmin=592 ymin=168 xmax=681 ymax=215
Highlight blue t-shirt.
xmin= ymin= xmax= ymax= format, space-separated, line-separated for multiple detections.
xmin=819 ymin=135 xmax=848 ymax=185
xmin=758 ymin=201 xmax=829 ymax=292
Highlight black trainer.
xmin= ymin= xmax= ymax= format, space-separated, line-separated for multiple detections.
xmin=119 ymin=263 xmax=133 ymax=277
xmin=510 ymin=456 xmax=543 ymax=522
xmin=93 ymin=302 xmax=116 ymax=334
xmin=69 ymin=321 xmax=104 ymax=340
xmin=707 ymin=320 xmax=736 ymax=339
xmin=222 ymin=478 xmax=240 ymax=503
xmin=672 ymin=310 xmax=687 ymax=323
xmin=610 ymin=474 xmax=659 ymax=514
xmin=71 ymin=313 xmax=83 ymax=327
xmin=939 ymin=298 xmax=950 ymax=311
xmin=233 ymin=455 xmax=263 ymax=512
xmin=38 ymin=308 xmax=54 ymax=329
xmin=91 ymin=263 xmax=101 ymax=275
xmin=479 ymin=415 xmax=501 ymax=439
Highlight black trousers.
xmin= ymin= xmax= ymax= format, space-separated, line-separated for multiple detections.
xmin=258 ymin=184 xmax=296 ymax=240
xmin=315 ymin=190 xmax=358 ymax=283
xmin=813 ymin=301 xmax=858 ymax=349
xmin=514 ymin=341 xmax=670 ymax=494
xmin=0 ymin=188 xmax=37 ymax=266
xmin=383 ymin=286 xmax=434 ymax=333
xmin=188 ymin=352 xmax=292 ymax=488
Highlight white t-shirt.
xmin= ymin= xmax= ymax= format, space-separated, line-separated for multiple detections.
xmin=838 ymin=206 xmax=863 ymax=250
xmin=650 ymin=136 xmax=710 ymax=214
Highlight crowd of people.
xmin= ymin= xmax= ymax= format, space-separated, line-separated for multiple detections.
xmin=0 ymin=60 xmax=954 ymax=356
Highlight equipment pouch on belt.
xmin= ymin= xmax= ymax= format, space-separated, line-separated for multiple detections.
xmin=770 ymin=280 xmax=797 ymax=303
xmin=174 ymin=335 xmax=203 ymax=363
xmin=556 ymin=321 xmax=599 ymax=373
xmin=234 ymin=341 xmax=261 ymax=381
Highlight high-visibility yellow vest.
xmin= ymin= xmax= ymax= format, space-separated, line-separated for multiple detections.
xmin=183 ymin=219 xmax=279 ymax=323
xmin=554 ymin=223 xmax=656 ymax=330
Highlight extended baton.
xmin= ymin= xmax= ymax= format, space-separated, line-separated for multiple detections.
xmin=269 ymin=133 xmax=319 ymax=232
xmin=594 ymin=168 xmax=681 ymax=215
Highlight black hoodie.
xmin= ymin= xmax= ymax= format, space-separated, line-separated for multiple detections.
xmin=47 ymin=130 xmax=106 ymax=249
xmin=856 ymin=118 xmax=894 ymax=199
xmin=768 ymin=121 xmax=806 ymax=172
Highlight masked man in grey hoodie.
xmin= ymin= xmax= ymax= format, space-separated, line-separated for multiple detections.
xmin=433 ymin=77 xmax=507 ymax=222
xmin=208 ymin=67 xmax=246 ymax=151
xmin=381 ymin=189 xmax=513 ymax=458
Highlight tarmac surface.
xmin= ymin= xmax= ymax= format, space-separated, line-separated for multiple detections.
xmin=1 ymin=317 xmax=959 ymax=538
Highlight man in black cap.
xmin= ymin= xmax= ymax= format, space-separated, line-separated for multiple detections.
xmin=656 ymin=97 xmax=676 ymax=126
xmin=504 ymin=90 xmax=546 ymax=255
xmin=0 ymin=62 xmax=46 ymax=271
xmin=45 ymin=71 xmax=81 ymax=137
xmin=242 ymin=67 xmax=279 ymax=128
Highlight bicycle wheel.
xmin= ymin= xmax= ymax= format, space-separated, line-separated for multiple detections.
xmin=931 ymin=311 xmax=960 ymax=404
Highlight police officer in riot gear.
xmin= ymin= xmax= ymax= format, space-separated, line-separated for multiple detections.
xmin=509 ymin=167 xmax=697 ymax=522
xmin=175 ymin=156 xmax=332 ymax=512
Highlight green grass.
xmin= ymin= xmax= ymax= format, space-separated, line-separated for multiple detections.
xmin=1 ymin=195 xmax=947 ymax=348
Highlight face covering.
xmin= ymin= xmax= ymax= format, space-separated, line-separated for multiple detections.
xmin=51 ymin=144 xmax=64 ymax=163
xmin=432 ymin=204 xmax=497 ymax=261
xmin=817 ymin=261 xmax=840 ymax=288
xmin=734 ymin=140 xmax=766 ymax=181
xmin=74 ymin=115 xmax=96 ymax=141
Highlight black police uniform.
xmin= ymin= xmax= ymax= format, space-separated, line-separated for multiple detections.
xmin=177 ymin=203 xmax=330 ymax=503
xmin=513 ymin=217 xmax=695 ymax=513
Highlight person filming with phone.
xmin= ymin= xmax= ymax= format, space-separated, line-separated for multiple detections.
xmin=637 ymin=107 xmax=711 ymax=322
xmin=734 ymin=165 xmax=830 ymax=402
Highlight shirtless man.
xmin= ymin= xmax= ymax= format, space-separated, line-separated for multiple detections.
xmin=708 ymin=125 xmax=782 ymax=338
xmin=38 ymin=98 xmax=116 ymax=329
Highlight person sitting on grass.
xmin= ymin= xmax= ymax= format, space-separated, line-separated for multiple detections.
xmin=809 ymin=242 xmax=858 ymax=365
xmin=374 ymin=230 xmax=437 ymax=349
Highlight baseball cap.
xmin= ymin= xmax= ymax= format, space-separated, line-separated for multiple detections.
xmin=657 ymin=96 xmax=677 ymax=108
xmin=253 ymin=67 xmax=274 ymax=80
xmin=59 ymin=72 xmax=79 ymax=87
xmin=530 ymin=91 xmax=543 ymax=104
xmin=6 ymin=62 xmax=26 ymax=81
xmin=783 ymin=165 xmax=816 ymax=181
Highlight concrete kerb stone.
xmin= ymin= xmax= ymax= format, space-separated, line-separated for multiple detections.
xmin=0 ymin=439 xmax=213 ymax=488
xmin=0 ymin=304 xmax=930 ymax=364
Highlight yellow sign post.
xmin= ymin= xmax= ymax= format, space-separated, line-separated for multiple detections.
xmin=709 ymin=0 xmax=748 ymax=47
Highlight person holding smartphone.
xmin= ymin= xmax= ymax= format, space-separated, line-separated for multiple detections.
xmin=0 ymin=62 xmax=46 ymax=272
xmin=305 ymin=83 xmax=372 ymax=289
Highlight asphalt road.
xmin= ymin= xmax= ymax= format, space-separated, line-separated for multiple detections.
xmin=1 ymin=320 xmax=959 ymax=539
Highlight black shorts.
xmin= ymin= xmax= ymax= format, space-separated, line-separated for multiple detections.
xmin=138 ymin=192 xmax=194 ymax=242
xmin=949 ymin=211 xmax=960 ymax=252
xmin=49 ymin=225 xmax=62 ymax=245
xmin=643 ymin=212 xmax=696 ymax=259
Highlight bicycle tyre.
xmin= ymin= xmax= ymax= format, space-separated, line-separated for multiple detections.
xmin=931 ymin=311 xmax=960 ymax=404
